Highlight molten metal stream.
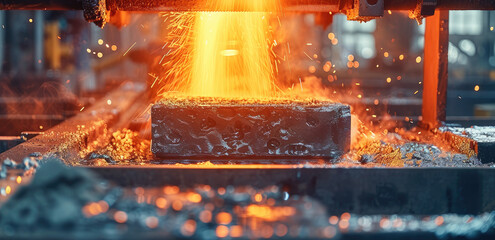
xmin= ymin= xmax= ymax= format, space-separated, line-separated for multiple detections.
xmin=160 ymin=0 xmax=278 ymax=98
xmin=189 ymin=11 xmax=275 ymax=98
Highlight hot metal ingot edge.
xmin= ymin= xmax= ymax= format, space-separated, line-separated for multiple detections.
xmin=151 ymin=97 xmax=351 ymax=160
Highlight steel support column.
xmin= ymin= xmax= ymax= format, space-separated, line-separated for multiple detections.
xmin=421 ymin=10 xmax=449 ymax=129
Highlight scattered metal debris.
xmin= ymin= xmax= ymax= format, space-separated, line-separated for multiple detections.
xmin=0 ymin=159 xmax=494 ymax=239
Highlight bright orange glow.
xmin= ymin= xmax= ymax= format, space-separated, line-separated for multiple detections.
xmin=189 ymin=9 xmax=275 ymax=98
xmin=160 ymin=0 xmax=278 ymax=99
xmin=216 ymin=212 xmax=233 ymax=225
xmin=164 ymin=186 xmax=180 ymax=195
xmin=187 ymin=193 xmax=202 ymax=203
xmin=216 ymin=225 xmax=229 ymax=238
xmin=98 ymin=201 xmax=109 ymax=213
xmin=323 ymin=61 xmax=332 ymax=72
xmin=230 ymin=225 xmax=243 ymax=238
xmin=156 ymin=197 xmax=168 ymax=208
xmin=353 ymin=61 xmax=360 ymax=68
xmin=254 ymin=193 xmax=263 ymax=202
xmin=82 ymin=202 xmax=109 ymax=217
xmin=246 ymin=205 xmax=295 ymax=222
xmin=309 ymin=65 xmax=317 ymax=73
xmin=172 ymin=200 xmax=183 ymax=211
xmin=328 ymin=32 xmax=335 ymax=40
xmin=114 ymin=211 xmax=128 ymax=223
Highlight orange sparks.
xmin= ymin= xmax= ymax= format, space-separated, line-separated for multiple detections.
xmin=216 ymin=212 xmax=233 ymax=225
xmin=164 ymin=185 xmax=180 ymax=194
xmin=187 ymin=192 xmax=202 ymax=203
xmin=156 ymin=197 xmax=168 ymax=208
xmin=353 ymin=61 xmax=360 ymax=68
xmin=309 ymin=65 xmax=316 ymax=73
xmin=230 ymin=225 xmax=244 ymax=238
xmin=328 ymin=32 xmax=335 ymax=40
xmin=347 ymin=55 xmax=354 ymax=62
xmin=172 ymin=200 xmax=183 ymax=211
xmin=254 ymin=193 xmax=263 ymax=202
xmin=216 ymin=225 xmax=229 ymax=238
xmin=114 ymin=211 xmax=128 ymax=223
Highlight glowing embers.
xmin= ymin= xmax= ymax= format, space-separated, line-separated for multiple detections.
xmin=151 ymin=97 xmax=351 ymax=160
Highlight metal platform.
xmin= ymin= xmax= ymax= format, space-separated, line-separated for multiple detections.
xmin=88 ymin=165 xmax=495 ymax=216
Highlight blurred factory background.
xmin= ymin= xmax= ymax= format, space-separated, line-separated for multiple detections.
xmin=0 ymin=10 xmax=494 ymax=145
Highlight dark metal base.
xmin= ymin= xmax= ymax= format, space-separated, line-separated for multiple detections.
xmin=87 ymin=165 xmax=495 ymax=216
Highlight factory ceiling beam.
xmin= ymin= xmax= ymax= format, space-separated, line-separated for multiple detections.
xmin=1 ymin=0 xmax=493 ymax=12
xmin=0 ymin=0 xmax=493 ymax=27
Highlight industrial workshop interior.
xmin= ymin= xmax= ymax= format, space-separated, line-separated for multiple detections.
xmin=0 ymin=0 xmax=495 ymax=239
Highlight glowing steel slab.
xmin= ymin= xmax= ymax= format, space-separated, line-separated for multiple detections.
xmin=151 ymin=97 xmax=351 ymax=160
